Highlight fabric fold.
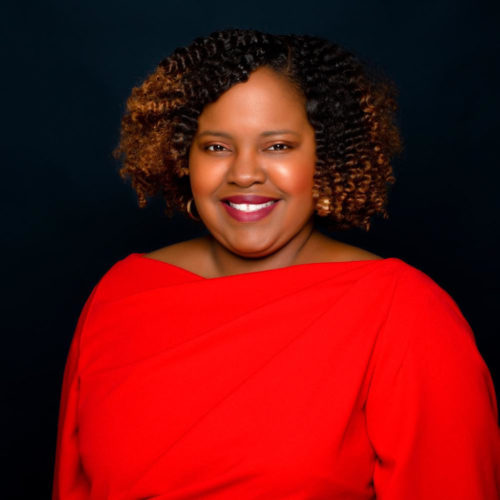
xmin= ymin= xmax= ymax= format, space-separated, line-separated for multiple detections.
xmin=53 ymin=254 xmax=500 ymax=500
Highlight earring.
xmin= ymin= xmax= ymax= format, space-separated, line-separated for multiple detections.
xmin=315 ymin=196 xmax=332 ymax=216
xmin=186 ymin=198 xmax=201 ymax=221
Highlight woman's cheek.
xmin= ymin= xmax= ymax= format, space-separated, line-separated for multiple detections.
xmin=270 ymin=158 xmax=315 ymax=194
xmin=190 ymin=157 xmax=225 ymax=196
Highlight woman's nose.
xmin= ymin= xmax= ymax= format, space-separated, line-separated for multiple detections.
xmin=226 ymin=149 xmax=266 ymax=187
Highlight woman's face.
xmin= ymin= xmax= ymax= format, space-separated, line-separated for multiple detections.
xmin=188 ymin=66 xmax=317 ymax=259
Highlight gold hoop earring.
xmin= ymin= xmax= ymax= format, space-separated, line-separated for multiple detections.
xmin=315 ymin=196 xmax=332 ymax=216
xmin=186 ymin=198 xmax=200 ymax=221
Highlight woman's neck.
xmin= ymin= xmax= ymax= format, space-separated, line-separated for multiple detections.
xmin=205 ymin=222 xmax=320 ymax=279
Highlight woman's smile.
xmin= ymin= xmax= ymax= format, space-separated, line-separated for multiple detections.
xmin=221 ymin=196 xmax=281 ymax=222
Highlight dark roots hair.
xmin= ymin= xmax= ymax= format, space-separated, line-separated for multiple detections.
xmin=114 ymin=28 xmax=402 ymax=230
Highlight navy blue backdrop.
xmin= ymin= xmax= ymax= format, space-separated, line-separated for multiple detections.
xmin=4 ymin=0 xmax=499 ymax=497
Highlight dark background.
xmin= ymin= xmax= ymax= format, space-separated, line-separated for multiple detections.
xmin=4 ymin=0 xmax=499 ymax=497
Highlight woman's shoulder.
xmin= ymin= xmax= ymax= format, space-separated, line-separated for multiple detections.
xmin=84 ymin=238 xmax=208 ymax=304
xmin=304 ymin=232 xmax=383 ymax=264
xmin=144 ymin=237 xmax=210 ymax=270
xmin=312 ymin=234 xmax=462 ymax=309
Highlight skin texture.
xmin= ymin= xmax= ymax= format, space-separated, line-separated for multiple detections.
xmin=148 ymin=67 xmax=379 ymax=278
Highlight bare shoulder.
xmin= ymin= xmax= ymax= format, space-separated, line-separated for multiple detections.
xmin=329 ymin=240 xmax=382 ymax=262
xmin=145 ymin=237 xmax=211 ymax=271
xmin=308 ymin=231 xmax=382 ymax=263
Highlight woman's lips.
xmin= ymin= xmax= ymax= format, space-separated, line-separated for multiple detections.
xmin=221 ymin=199 xmax=280 ymax=222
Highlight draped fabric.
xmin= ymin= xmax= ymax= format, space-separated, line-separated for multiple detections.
xmin=53 ymin=254 xmax=500 ymax=499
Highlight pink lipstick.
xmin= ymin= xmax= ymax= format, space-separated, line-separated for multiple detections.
xmin=220 ymin=195 xmax=280 ymax=222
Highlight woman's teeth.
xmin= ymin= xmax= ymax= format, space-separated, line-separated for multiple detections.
xmin=227 ymin=201 xmax=275 ymax=212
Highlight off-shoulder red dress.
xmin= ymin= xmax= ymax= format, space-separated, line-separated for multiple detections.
xmin=53 ymin=255 xmax=500 ymax=499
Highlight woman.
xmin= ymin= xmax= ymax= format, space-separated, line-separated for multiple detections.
xmin=53 ymin=29 xmax=500 ymax=499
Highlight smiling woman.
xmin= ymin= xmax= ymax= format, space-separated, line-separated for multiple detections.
xmin=52 ymin=29 xmax=500 ymax=499
xmin=112 ymin=28 xmax=402 ymax=276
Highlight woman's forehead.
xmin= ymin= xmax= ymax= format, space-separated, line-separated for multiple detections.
xmin=196 ymin=67 xmax=308 ymax=133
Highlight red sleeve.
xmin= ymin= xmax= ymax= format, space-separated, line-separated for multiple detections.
xmin=365 ymin=267 xmax=500 ymax=499
xmin=52 ymin=289 xmax=96 ymax=500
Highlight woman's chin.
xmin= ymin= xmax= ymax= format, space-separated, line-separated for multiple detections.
xmin=228 ymin=244 xmax=278 ymax=260
xmin=217 ymin=234 xmax=282 ymax=260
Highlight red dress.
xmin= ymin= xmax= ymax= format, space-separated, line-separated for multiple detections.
xmin=53 ymin=254 xmax=500 ymax=499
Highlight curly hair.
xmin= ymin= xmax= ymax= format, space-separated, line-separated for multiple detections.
xmin=114 ymin=28 xmax=402 ymax=230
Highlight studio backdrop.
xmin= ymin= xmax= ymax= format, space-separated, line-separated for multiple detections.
xmin=4 ymin=0 xmax=499 ymax=498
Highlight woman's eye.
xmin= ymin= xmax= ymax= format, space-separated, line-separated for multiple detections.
xmin=206 ymin=144 xmax=228 ymax=152
xmin=267 ymin=143 xmax=291 ymax=151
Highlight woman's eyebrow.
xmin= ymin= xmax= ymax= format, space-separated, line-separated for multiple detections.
xmin=196 ymin=131 xmax=232 ymax=139
xmin=196 ymin=129 xmax=300 ymax=138
xmin=261 ymin=130 xmax=300 ymax=137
